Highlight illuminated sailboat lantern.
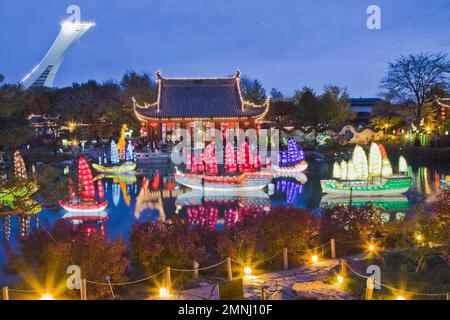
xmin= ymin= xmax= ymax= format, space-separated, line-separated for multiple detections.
xmin=175 ymin=142 xmax=273 ymax=192
xmin=272 ymin=138 xmax=308 ymax=180
xmin=93 ymin=140 xmax=136 ymax=174
xmin=0 ymin=151 xmax=40 ymax=213
xmin=60 ymin=157 xmax=108 ymax=213
xmin=322 ymin=143 xmax=412 ymax=196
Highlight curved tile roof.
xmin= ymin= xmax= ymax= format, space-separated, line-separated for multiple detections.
xmin=134 ymin=72 xmax=269 ymax=121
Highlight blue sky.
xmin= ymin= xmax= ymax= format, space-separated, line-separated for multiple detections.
xmin=0 ymin=0 xmax=449 ymax=97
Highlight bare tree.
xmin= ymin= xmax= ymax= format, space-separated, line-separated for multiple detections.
xmin=381 ymin=53 xmax=449 ymax=127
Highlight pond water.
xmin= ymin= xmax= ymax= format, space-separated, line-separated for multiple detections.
xmin=0 ymin=160 xmax=448 ymax=282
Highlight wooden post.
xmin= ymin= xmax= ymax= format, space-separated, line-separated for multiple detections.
xmin=2 ymin=286 xmax=9 ymax=300
xmin=193 ymin=261 xmax=199 ymax=279
xmin=365 ymin=277 xmax=374 ymax=300
xmin=283 ymin=248 xmax=288 ymax=270
xmin=80 ymin=279 xmax=87 ymax=300
xmin=261 ymin=288 xmax=266 ymax=301
xmin=226 ymin=257 xmax=233 ymax=281
xmin=447 ymin=293 xmax=450 ymax=301
xmin=331 ymin=239 xmax=336 ymax=259
xmin=341 ymin=259 xmax=347 ymax=277
xmin=166 ymin=267 xmax=172 ymax=293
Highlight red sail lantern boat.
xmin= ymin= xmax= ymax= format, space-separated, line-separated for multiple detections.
xmin=60 ymin=157 xmax=108 ymax=212
xmin=175 ymin=142 xmax=273 ymax=192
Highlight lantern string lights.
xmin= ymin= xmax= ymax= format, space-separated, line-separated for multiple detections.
xmin=14 ymin=151 xmax=28 ymax=180
xmin=125 ymin=141 xmax=134 ymax=162
xmin=368 ymin=142 xmax=382 ymax=178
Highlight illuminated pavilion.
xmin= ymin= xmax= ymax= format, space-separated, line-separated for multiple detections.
xmin=134 ymin=70 xmax=270 ymax=143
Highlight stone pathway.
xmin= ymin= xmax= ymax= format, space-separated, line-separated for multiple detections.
xmin=171 ymin=259 xmax=355 ymax=300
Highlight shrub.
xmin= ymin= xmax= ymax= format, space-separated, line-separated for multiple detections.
xmin=5 ymin=221 xmax=129 ymax=299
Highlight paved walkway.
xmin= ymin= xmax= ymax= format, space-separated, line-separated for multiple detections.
xmin=171 ymin=259 xmax=355 ymax=300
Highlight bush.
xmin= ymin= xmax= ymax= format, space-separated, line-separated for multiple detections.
xmin=5 ymin=221 xmax=129 ymax=299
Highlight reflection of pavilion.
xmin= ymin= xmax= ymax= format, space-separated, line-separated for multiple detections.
xmin=61 ymin=211 xmax=108 ymax=236
xmin=175 ymin=191 xmax=271 ymax=229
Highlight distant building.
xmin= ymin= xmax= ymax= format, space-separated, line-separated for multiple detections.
xmin=349 ymin=98 xmax=382 ymax=123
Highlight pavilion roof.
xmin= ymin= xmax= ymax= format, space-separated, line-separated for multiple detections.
xmin=134 ymin=70 xmax=269 ymax=121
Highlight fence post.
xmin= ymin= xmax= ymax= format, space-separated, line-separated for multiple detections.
xmin=226 ymin=257 xmax=233 ymax=281
xmin=447 ymin=293 xmax=450 ymax=301
xmin=261 ymin=287 xmax=266 ymax=301
xmin=365 ymin=277 xmax=374 ymax=300
xmin=283 ymin=248 xmax=288 ymax=270
xmin=2 ymin=287 xmax=9 ymax=300
xmin=341 ymin=259 xmax=347 ymax=277
xmin=193 ymin=261 xmax=199 ymax=279
xmin=166 ymin=267 xmax=172 ymax=293
xmin=80 ymin=279 xmax=87 ymax=300
xmin=331 ymin=239 xmax=336 ymax=259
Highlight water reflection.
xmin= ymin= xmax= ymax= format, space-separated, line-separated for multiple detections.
xmin=275 ymin=179 xmax=305 ymax=205
xmin=1 ymin=214 xmax=33 ymax=240
xmin=60 ymin=211 xmax=108 ymax=236
xmin=175 ymin=191 xmax=271 ymax=230
xmin=320 ymin=194 xmax=410 ymax=212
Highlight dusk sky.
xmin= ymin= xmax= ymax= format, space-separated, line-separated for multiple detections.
xmin=0 ymin=0 xmax=449 ymax=97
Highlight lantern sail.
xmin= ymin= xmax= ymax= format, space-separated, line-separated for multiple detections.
xmin=368 ymin=143 xmax=382 ymax=177
xmin=97 ymin=179 xmax=105 ymax=200
xmin=352 ymin=145 xmax=368 ymax=180
xmin=125 ymin=141 xmax=134 ymax=162
xmin=14 ymin=151 xmax=27 ymax=180
xmin=78 ymin=157 xmax=95 ymax=201
xmin=224 ymin=142 xmax=237 ymax=174
xmin=340 ymin=161 xmax=348 ymax=180
xmin=347 ymin=160 xmax=358 ymax=180
xmin=399 ymin=156 xmax=408 ymax=174
xmin=378 ymin=144 xmax=393 ymax=177
xmin=110 ymin=140 xmax=120 ymax=165
xmin=332 ymin=161 xmax=341 ymax=179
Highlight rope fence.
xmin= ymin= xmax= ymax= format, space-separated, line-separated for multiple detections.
xmin=2 ymin=238 xmax=448 ymax=300
xmin=345 ymin=260 xmax=448 ymax=298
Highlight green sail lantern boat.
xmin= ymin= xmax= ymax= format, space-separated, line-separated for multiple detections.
xmin=93 ymin=140 xmax=136 ymax=174
xmin=321 ymin=143 xmax=412 ymax=196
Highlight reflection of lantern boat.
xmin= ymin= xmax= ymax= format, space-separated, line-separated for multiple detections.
xmin=93 ymin=140 xmax=136 ymax=174
xmin=95 ymin=173 xmax=137 ymax=185
xmin=176 ymin=142 xmax=273 ymax=192
xmin=321 ymin=144 xmax=412 ymax=196
xmin=61 ymin=211 xmax=108 ymax=236
xmin=272 ymin=138 xmax=308 ymax=176
xmin=320 ymin=194 xmax=410 ymax=212
xmin=60 ymin=157 xmax=108 ymax=213
xmin=275 ymin=179 xmax=304 ymax=205
xmin=175 ymin=190 xmax=271 ymax=229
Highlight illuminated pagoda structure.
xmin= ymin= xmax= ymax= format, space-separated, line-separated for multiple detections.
xmin=134 ymin=70 xmax=270 ymax=144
